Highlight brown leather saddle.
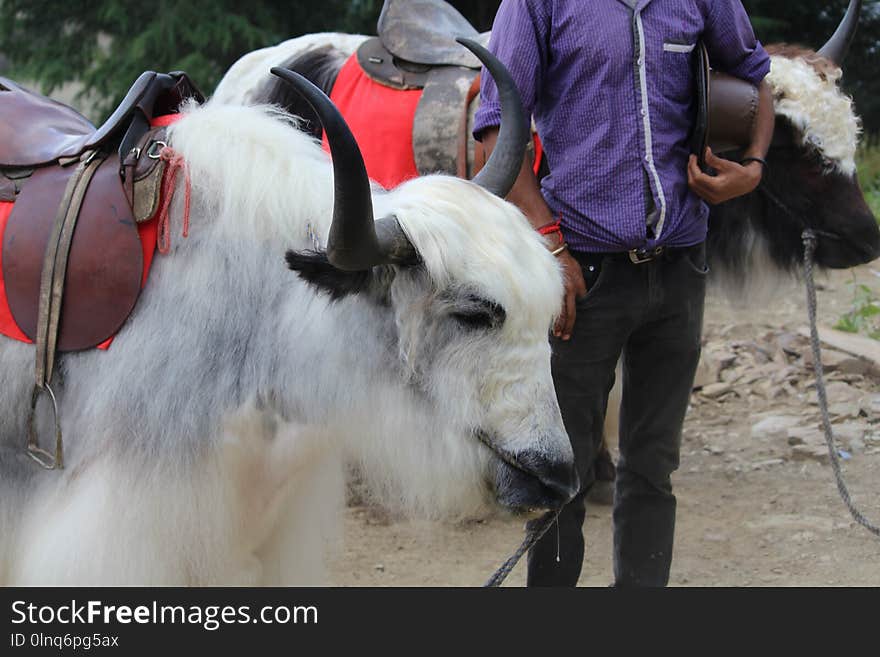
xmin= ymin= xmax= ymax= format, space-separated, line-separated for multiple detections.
xmin=356 ymin=0 xmax=492 ymax=178
xmin=356 ymin=36 xmax=486 ymax=178
xmin=376 ymin=0 xmax=490 ymax=69
xmin=0 ymin=71 xmax=203 ymax=468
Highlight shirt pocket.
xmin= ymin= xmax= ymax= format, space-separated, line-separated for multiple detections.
xmin=661 ymin=41 xmax=696 ymax=104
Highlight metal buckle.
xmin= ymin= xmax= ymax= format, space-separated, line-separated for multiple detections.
xmin=147 ymin=140 xmax=168 ymax=160
xmin=628 ymin=248 xmax=660 ymax=264
xmin=627 ymin=249 xmax=657 ymax=265
xmin=26 ymin=384 xmax=64 ymax=470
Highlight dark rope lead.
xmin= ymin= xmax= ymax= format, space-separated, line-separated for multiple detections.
xmin=802 ymin=229 xmax=880 ymax=538
xmin=484 ymin=510 xmax=560 ymax=587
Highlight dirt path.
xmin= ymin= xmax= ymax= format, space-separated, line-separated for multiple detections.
xmin=329 ymin=264 xmax=880 ymax=586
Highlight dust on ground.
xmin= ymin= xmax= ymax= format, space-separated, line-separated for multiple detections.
xmin=328 ymin=264 xmax=880 ymax=586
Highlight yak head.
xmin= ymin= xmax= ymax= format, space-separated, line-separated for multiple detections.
xmin=709 ymin=0 xmax=880 ymax=291
xmin=276 ymin=40 xmax=578 ymax=517
xmin=760 ymin=40 xmax=879 ymax=269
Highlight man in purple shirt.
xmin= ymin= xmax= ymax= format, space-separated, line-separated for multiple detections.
xmin=475 ymin=0 xmax=775 ymax=586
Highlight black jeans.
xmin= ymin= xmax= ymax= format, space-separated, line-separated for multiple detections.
xmin=526 ymin=242 xmax=708 ymax=587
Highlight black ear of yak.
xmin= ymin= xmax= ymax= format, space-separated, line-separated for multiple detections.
xmin=285 ymin=250 xmax=373 ymax=300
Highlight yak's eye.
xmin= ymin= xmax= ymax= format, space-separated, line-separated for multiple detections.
xmin=451 ymin=310 xmax=495 ymax=329
xmin=450 ymin=299 xmax=506 ymax=331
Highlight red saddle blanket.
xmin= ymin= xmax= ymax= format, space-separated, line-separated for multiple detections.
xmin=324 ymin=54 xmax=422 ymax=189
xmin=324 ymin=55 xmax=543 ymax=189
xmin=0 ymin=113 xmax=180 ymax=350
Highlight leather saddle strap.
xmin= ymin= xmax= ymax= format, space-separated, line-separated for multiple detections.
xmin=34 ymin=150 xmax=106 ymax=389
xmin=457 ymin=73 xmax=482 ymax=180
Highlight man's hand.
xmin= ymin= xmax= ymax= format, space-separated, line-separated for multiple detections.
xmin=554 ymin=250 xmax=587 ymax=341
xmin=688 ymin=148 xmax=762 ymax=205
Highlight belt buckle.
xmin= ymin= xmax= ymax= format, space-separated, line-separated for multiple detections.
xmin=628 ymin=247 xmax=660 ymax=264
xmin=627 ymin=249 xmax=654 ymax=265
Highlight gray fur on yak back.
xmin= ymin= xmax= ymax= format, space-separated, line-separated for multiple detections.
xmin=0 ymin=101 xmax=575 ymax=585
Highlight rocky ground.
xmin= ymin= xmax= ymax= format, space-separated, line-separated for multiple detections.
xmin=328 ymin=264 xmax=880 ymax=586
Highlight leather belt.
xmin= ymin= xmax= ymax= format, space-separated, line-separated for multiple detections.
xmin=571 ymin=244 xmax=698 ymax=268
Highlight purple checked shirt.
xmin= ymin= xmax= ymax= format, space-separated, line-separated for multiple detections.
xmin=474 ymin=0 xmax=771 ymax=253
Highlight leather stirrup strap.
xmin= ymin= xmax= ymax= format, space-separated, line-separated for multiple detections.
xmin=28 ymin=149 xmax=105 ymax=469
xmin=458 ymin=73 xmax=482 ymax=180
xmin=35 ymin=150 xmax=105 ymax=387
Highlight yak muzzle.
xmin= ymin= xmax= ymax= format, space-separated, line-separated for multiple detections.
xmin=493 ymin=449 xmax=579 ymax=512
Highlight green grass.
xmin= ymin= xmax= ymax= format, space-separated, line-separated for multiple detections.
xmin=834 ymin=278 xmax=880 ymax=340
xmin=857 ymin=135 xmax=880 ymax=222
xmin=868 ymin=189 xmax=880 ymax=219
xmin=837 ymin=139 xmax=880 ymax=340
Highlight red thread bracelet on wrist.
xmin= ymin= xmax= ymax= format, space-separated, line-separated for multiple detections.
xmin=537 ymin=219 xmax=562 ymax=237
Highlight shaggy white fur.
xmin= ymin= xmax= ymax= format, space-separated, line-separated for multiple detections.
xmin=0 ymin=100 xmax=572 ymax=585
xmin=168 ymin=103 xmax=562 ymax=317
xmin=166 ymin=101 xmax=335 ymax=246
xmin=212 ymin=32 xmax=368 ymax=106
xmin=767 ymin=55 xmax=861 ymax=176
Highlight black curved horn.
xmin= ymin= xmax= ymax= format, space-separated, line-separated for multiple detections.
xmin=457 ymin=38 xmax=530 ymax=198
xmin=270 ymin=67 xmax=418 ymax=271
xmin=818 ymin=0 xmax=862 ymax=66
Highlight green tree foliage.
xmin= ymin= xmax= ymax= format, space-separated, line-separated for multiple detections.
xmin=0 ymin=0 xmax=379 ymax=119
xmin=0 ymin=0 xmax=878 ymax=131
xmin=448 ymin=0 xmax=501 ymax=31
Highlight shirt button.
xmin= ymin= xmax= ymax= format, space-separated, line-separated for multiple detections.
xmin=640 ymin=108 xmax=647 ymax=117
xmin=637 ymin=58 xmax=644 ymax=66
xmin=645 ymin=154 xmax=653 ymax=163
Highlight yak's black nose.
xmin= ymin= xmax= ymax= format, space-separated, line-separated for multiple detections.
xmin=517 ymin=450 xmax=580 ymax=503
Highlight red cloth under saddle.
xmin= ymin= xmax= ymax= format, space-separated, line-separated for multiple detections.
xmin=324 ymin=56 xmax=543 ymax=188
xmin=323 ymin=54 xmax=422 ymax=189
xmin=0 ymin=113 xmax=181 ymax=349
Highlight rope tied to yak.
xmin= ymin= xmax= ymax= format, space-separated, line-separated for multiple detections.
xmin=484 ymin=509 xmax=560 ymax=587
xmin=802 ymin=228 xmax=880 ymax=538
xmin=156 ymin=145 xmax=191 ymax=255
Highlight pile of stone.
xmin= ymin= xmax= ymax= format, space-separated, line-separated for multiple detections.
xmin=690 ymin=325 xmax=880 ymax=464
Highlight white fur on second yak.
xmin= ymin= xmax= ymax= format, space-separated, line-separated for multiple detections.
xmin=0 ymin=45 xmax=577 ymax=585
